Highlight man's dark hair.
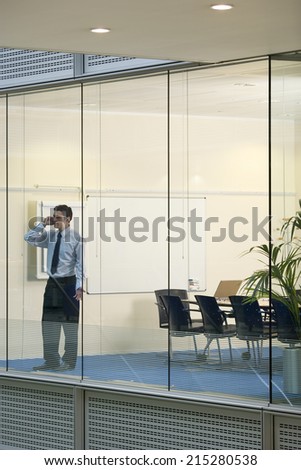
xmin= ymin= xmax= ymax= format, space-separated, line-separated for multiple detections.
xmin=53 ymin=204 xmax=73 ymax=220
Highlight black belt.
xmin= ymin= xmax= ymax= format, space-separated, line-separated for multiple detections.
xmin=49 ymin=275 xmax=76 ymax=285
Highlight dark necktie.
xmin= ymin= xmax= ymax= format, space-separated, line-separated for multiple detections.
xmin=51 ymin=232 xmax=62 ymax=274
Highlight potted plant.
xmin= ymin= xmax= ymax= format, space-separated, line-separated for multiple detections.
xmin=242 ymin=210 xmax=301 ymax=393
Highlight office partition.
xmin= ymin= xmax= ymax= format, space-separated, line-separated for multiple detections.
xmin=0 ymin=54 xmax=300 ymax=408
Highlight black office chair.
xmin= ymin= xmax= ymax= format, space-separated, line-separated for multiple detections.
xmin=160 ymin=295 xmax=204 ymax=358
xmin=154 ymin=289 xmax=200 ymax=329
xmin=194 ymin=295 xmax=236 ymax=363
xmin=229 ymin=295 xmax=277 ymax=365
xmin=154 ymin=289 xmax=188 ymax=328
xmin=271 ymin=298 xmax=301 ymax=346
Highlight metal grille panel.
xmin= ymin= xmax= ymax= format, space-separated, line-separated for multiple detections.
xmin=0 ymin=48 xmax=74 ymax=87
xmin=0 ymin=48 xmax=175 ymax=89
xmin=0 ymin=382 xmax=74 ymax=449
xmin=84 ymin=55 xmax=173 ymax=74
xmin=274 ymin=416 xmax=301 ymax=449
xmin=86 ymin=393 xmax=262 ymax=449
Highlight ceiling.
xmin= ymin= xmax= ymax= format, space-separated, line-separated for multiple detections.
xmin=1 ymin=1 xmax=300 ymax=122
xmin=1 ymin=0 xmax=301 ymax=64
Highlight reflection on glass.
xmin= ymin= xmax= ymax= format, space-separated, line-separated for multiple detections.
xmin=271 ymin=55 xmax=301 ymax=406
xmin=2 ymin=55 xmax=301 ymax=408
xmin=169 ymin=60 xmax=270 ymax=402
xmin=82 ymin=76 xmax=169 ymax=388
xmin=7 ymin=87 xmax=82 ymax=378
xmin=0 ymin=97 xmax=6 ymax=368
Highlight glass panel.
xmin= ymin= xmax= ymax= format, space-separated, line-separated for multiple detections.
xmin=169 ymin=60 xmax=271 ymax=402
xmin=8 ymin=86 xmax=83 ymax=377
xmin=6 ymin=56 xmax=300 ymax=406
xmin=82 ymin=75 xmax=169 ymax=389
xmin=0 ymin=96 xmax=6 ymax=369
xmin=271 ymin=53 xmax=301 ymax=406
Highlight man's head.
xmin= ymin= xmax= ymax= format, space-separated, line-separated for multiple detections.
xmin=53 ymin=204 xmax=72 ymax=231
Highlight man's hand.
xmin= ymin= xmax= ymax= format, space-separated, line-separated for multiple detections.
xmin=74 ymin=288 xmax=83 ymax=301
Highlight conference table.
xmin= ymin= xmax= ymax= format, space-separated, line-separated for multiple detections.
xmin=183 ymin=296 xmax=273 ymax=321
xmin=216 ymin=297 xmax=270 ymax=308
xmin=184 ymin=296 xmax=270 ymax=307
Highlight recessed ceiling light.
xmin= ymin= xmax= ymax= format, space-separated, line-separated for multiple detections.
xmin=90 ymin=27 xmax=110 ymax=34
xmin=211 ymin=4 xmax=233 ymax=10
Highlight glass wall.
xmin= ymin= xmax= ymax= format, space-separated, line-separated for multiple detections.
xmin=271 ymin=54 xmax=301 ymax=405
xmin=1 ymin=54 xmax=300 ymax=407
xmin=0 ymin=95 xmax=6 ymax=365
xmin=82 ymin=75 xmax=169 ymax=386
xmin=168 ymin=61 xmax=270 ymax=401
xmin=6 ymin=86 xmax=82 ymax=376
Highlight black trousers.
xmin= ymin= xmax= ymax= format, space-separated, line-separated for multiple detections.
xmin=42 ymin=276 xmax=79 ymax=368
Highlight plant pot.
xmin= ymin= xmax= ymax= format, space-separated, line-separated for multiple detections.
xmin=283 ymin=346 xmax=301 ymax=394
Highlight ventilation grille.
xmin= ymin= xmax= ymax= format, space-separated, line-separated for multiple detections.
xmin=0 ymin=383 xmax=74 ymax=449
xmin=275 ymin=416 xmax=301 ymax=449
xmin=0 ymin=48 xmax=175 ymax=89
xmin=84 ymin=55 xmax=172 ymax=74
xmin=86 ymin=395 xmax=262 ymax=449
xmin=0 ymin=48 xmax=74 ymax=87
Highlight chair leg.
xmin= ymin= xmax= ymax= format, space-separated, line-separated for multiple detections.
xmin=169 ymin=334 xmax=173 ymax=359
xmin=251 ymin=341 xmax=257 ymax=366
xmin=203 ymin=337 xmax=213 ymax=355
xmin=256 ymin=339 xmax=264 ymax=364
xmin=260 ymin=339 xmax=263 ymax=359
xmin=256 ymin=341 xmax=260 ymax=364
xmin=192 ymin=335 xmax=198 ymax=358
xmin=216 ymin=339 xmax=222 ymax=363
xmin=228 ymin=337 xmax=233 ymax=361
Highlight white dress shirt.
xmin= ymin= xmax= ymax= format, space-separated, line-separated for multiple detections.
xmin=24 ymin=223 xmax=84 ymax=290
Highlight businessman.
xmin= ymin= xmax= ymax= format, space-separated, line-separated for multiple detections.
xmin=25 ymin=204 xmax=84 ymax=371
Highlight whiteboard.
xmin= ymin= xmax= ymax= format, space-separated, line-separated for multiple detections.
xmin=86 ymin=196 xmax=206 ymax=294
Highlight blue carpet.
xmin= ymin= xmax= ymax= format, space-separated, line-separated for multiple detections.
xmin=0 ymin=346 xmax=292 ymax=402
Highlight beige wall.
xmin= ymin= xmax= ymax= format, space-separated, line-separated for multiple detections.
xmin=1 ymin=66 xmax=300 ymax=358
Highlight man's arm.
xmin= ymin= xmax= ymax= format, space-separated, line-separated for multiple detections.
xmin=74 ymin=237 xmax=85 ymax=300
xmin=24 ymin=219 xmax=50 ymax=248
